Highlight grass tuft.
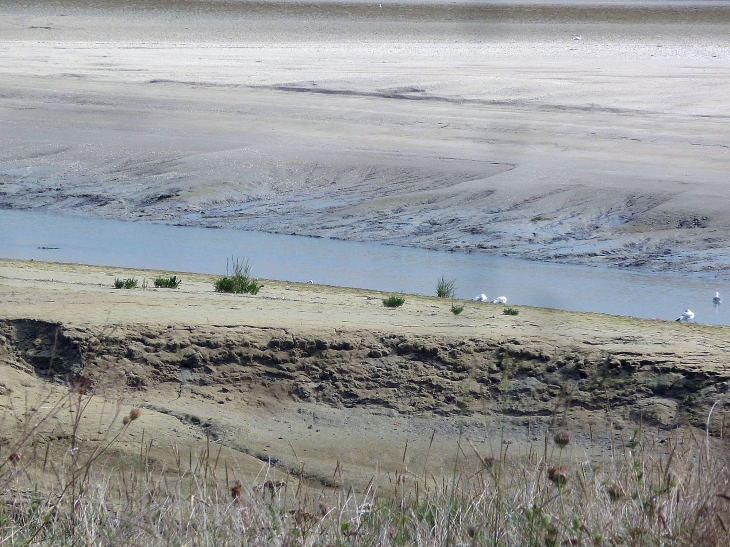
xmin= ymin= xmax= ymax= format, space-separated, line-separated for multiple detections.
xmin=451 ymin=303 xmax=464 ymax=315
xmin=554 ymin=430 xmax=572 ymax=448
xmin=214 ymin=257 xmax=261 ymax=295
xmin=154 ymin=275 xmax=181 ymax=289
xmin=113 ymin=278 xmax=137 ymax=289
xmin=503 ymin=307 xmax=519 ymax=316
xmin=382 ymin=295 xmax=405 ymax=308
xmin=436 ymin=276 xmax=457 ymax=299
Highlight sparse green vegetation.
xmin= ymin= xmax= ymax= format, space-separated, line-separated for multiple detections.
xmin=503 ymin=307 xmax=519 ymax=316
xmin=214 ymin=257 xmax=261 ymax=295
xmin=113 ymin=278 xmax=137 ymax=289
xmin=451 ymin=303 xmax=464 ymax=315
xmin=154 ymin=275 xmax=181 ymax=289
xmin=436 ymin=276 xmax=456 ymax=298
xmin=382 ymin=294 xmax=406 ymax=308
xmin=214 ymin=276 xmax=236 ymax=293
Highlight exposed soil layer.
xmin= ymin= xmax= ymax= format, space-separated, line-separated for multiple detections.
xmin=3 ymin=317 xmax=729 ymax=431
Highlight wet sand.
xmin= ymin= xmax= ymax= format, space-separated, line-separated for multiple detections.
xmin=1 ymin=1 xmax=730 ymax=276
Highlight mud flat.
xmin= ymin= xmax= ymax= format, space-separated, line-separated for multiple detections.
xmin=1 ymin=1 xmax=730 ymax=276
xmin=1 ymin=258 xmax=729 ymax=489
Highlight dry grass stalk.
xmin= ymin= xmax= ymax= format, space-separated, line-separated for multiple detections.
xmin=1 ymin=361 xmax=729 ymax=545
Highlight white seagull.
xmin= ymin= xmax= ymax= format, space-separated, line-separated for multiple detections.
xmin=713 ymin=292 xmax=722 ymax=305
xmin=492 ymin=296 xmax=507 ymax=304
xmin=472 ymin=294 xmax=488 ymax=302
xmin=573 ymin=35 xmax=582 ymax=41
xmin=676 ymin=309 xmax=694 ymax=322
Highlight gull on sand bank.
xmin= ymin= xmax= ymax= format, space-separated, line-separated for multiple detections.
xmin=573 ymin=35 xmax=582 ymax=41
xmin=492 ymin=296 xmax=507 ymax=304
xmin=713 ymin=292 xmax=722 ymax=305
xmin=472 ymin=294 xmax=488 ymax=302
xmin=676 ymin=309 xmax=694 ymax=322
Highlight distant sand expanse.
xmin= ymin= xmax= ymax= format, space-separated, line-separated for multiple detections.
xmin=1 ymin=1 xmax=730 ymax=276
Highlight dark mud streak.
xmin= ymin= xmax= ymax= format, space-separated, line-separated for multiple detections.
xmin=265 ymin=85 xmax=655 ymax=116
xmin=4 ymin=1 xmax=730 ymax=24
xmin=144 ymin=79 xmax=654 ymax=117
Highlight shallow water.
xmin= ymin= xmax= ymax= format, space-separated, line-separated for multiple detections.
xmin=1 ymin=208 xmax=728 ymax=326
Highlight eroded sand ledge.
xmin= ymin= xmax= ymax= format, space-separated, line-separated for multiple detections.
xmin=1 ymin=259 xmax=729 ymax=487
xmin=1 ymin=1 xmax=730 ymax=276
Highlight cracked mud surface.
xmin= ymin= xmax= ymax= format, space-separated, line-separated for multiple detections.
xmin=1 ymin=1 xmax=730 ymax=276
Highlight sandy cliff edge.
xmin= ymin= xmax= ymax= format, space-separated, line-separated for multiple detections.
xmin=1 ymin=258 xmax=729 ymax=488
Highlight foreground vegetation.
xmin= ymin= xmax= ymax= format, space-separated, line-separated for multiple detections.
xmin=1 ymin=380 xmax=728 ymax=546
xmin=153 ymin=275 xmax=181 ymax=289
xmin=214 ymin=257 xmax=261 ymax=295
xmin=436 ymin=276 xmax=456 ymax=299
xmin=451 ymin=303 xmax=464 ymax=315
xmin=382 ymin=295 xmax=406 ymax=308
xmin=113 ymin=277 xmax=137 ymax=289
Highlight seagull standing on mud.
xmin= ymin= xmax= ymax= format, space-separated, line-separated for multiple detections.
xmin=676 ymin=309 xmax=694 ymax=322
xmin=713 ymin=292 xmax=722 ymax=305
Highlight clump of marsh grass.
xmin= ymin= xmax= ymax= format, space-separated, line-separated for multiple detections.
xmin=113 ymin=278 xmax=137 ymax=289
xmin=153 ymin=275 xmax=181 ymax=289
xmin=214 ymin=257 xmax=261 ymax=295
xmin=451 ymin=303 xmax=464 ymax=315
xmin=382 ymin=294 xmax=405 ymax=308
xmin=503 ymin=307 xmax=519 ymax=315
xmin=436 ymin=276 xmax=456 ymax=299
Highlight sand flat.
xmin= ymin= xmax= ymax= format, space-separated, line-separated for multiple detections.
xmin=1 ymin=1 xmax=730 ymax=275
